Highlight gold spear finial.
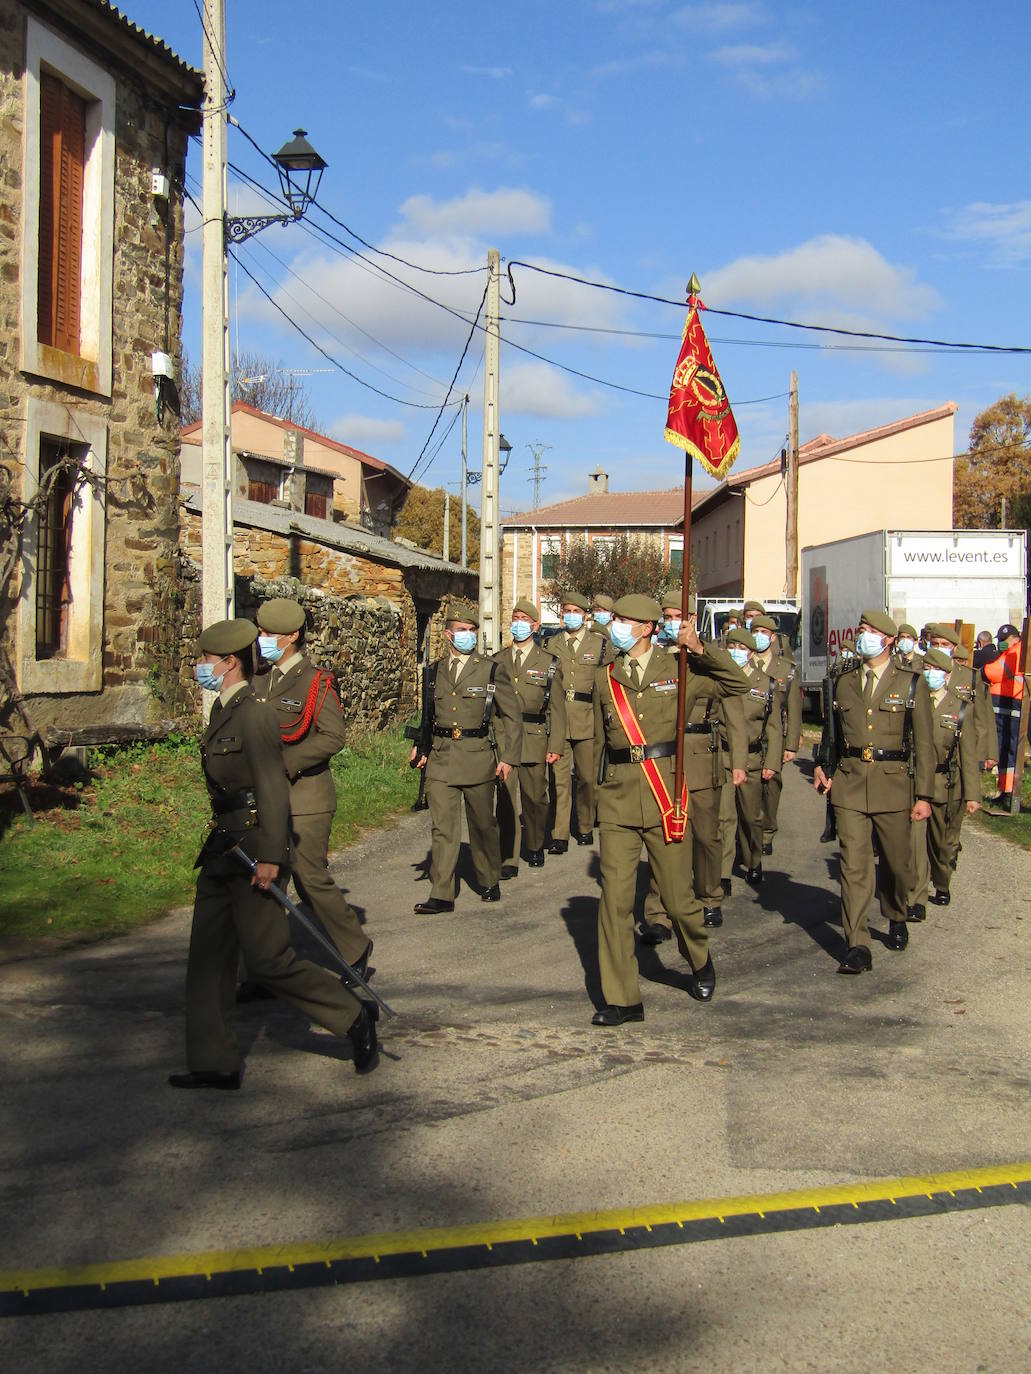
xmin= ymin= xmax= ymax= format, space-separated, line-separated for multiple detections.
xmin=687 ymin=273 xmax=701 ymax=297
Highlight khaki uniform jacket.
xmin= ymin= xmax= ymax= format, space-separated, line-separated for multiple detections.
xmin=425 ymin=652 xmax=522 ymax=785
xmin=253 ymin=654 xmax=345 ymax=817
xmin=831 ymin=660 xmax=935 ymax=812
xmin=927 ymin=685 xmax=980 ymax=805
xmin=661 ymin=644 xmax=746 ymax=792
xmin=738 ymin=663 xmax=784 ymax=778
xmin=946 ymin=662 xmax=995 ymax=762
xmin=552 ymin=628 xmax=614 ymax=740
xmin=755 ymin=646 xmax=803 ymax=753
xmin=493 ymin=642 xmax=567 ymax=764
xmin=196 ymin=687 xmax=290 ymax=873
xmin=593 ymin=644 xmax=749 ymax=829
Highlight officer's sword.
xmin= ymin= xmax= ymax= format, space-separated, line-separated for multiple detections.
xmin=231 ymin=845 xmax=396 ymax=1018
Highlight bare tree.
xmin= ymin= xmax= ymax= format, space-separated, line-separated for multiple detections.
xmin=178 ymin=349 xmax=321 ymax=430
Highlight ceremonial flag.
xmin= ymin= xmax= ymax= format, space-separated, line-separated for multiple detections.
xmin=664 ymin=293 xmax=740 ymax=482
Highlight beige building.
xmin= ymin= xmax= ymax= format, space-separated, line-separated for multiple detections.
xmin=692 ymin=403 xmax=957 ymax=599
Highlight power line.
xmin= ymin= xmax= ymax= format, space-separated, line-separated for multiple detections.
xmin=191 ymin=0 xmax=234 ymax=101
xmin=408 ymin=282 xmax=490 ymax=483
xmin=310 ymin=198 xmax=486 ymax=278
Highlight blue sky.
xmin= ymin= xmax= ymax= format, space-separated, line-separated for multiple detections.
xmin=132 ymin=0 xmax=1030 ymax=512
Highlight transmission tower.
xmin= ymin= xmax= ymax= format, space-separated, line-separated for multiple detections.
xmin=527 ymin=442 xmax=551 ymax=509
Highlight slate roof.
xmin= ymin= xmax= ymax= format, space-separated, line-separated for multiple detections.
xmin=502 ymin=487 xmax=704 ymax=529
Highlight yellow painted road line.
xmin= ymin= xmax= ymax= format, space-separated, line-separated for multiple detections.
xmin=2 ymin=1161 xmax=1029 ymax=1315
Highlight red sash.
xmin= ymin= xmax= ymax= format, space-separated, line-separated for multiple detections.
xmin=606 ymin=666 xmax=688 ymax=843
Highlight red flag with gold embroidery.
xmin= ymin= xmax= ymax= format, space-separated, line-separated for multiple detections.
xmin=664 ymin=293 xmax=740 ymax=481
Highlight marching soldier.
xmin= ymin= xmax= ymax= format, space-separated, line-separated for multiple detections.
xmin=723 ymin=628 xmax=781 ymax=885
xmin=750 ymin=613 xmax=802 ymax=856
xmin=591 ymin=593 xmax=615 ymax=639
xmin=591 ymin=596 xmax=749 ymax=1025
xmin=410 ymin=600 xmax=522 ymax=913
xmin=813 ymin=610 xmax=935 ymax=973
xmin=493 ymin=600 xmax=566 ymax=875
xmin=171 ymin=618 xmax=377 ymax=1089
xmin=894 ymin=624 xmax=919 ymax=669
xmin=549 ymin=592 xmax=613 ymax=853
xmin=907 ymin=648 xmax=980 ymax=919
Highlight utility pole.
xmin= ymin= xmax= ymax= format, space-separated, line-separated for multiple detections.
xmin=1001 ymin=495 xmax=1007 ymax=529
xmin=527 ymin=441 xmax=551 ymax=509
xmin=479 ymin=249 xmax=501 ymax=652
xmin=443 ymin=489 xmax=451 ymax=562
xmin=460 ymin=393 xmax=469 ymax=569
xmin=200 ymin=0 xmax=234 ymax=637
xmin=785 ymin=369 xmax=799 ymax=598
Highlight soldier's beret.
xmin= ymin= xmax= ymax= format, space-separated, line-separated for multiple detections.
xmin=661 ymin=586 xmax=698 ymax=614
xmin=613 ymin=593 xmax=661 ymax=623
xmin=592 ymin=593 xmax=614 ymax=611
xmin=512 ymin=598 xmax=540 ymax=621
xmin=446 ymin=598 xmax=479 ymax=626
xmin=743 ymin=599 xmax=765 ymax=615
xmin=750 ymin=614 xmax=777 ymax=632
xmin=563 ymin=592 xmax=589 ymax=611
xmin=952 ymin=642 xmax=970 ymax=663
xmin=859 ymin=609 xmax=897 ymax=637
xmin=926 ymin=622 xmax=960 ymax=646
xmin=198 ymin=618 xmax=258 ymax=656
xmin=923 ymin=648 xmax=953 ymax=672
xmin=256 ymin=597 xmax=306 ymax=634
xmin=726 ymin=628 xmax=757 ymax=650
xmin=897 ymin=623 xmax=918 ymax=639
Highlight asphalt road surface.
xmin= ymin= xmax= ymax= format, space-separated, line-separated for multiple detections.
xmin=2 ymin=760 xmax=1029 ymax=1371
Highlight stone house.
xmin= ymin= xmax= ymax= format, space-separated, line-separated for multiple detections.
xmin=0 ymin=0 xmax=201 ymax=756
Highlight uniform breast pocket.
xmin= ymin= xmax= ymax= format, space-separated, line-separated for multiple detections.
xmin=210 ymin=735 xmax=243 ymax=755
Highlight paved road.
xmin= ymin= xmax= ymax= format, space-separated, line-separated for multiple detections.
xmin=2 ymin=761 xmax=1029 ymax=1370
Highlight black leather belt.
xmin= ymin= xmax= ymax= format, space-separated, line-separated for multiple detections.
xmin=298 ymin=763 xmax=329 ymax=779
xmin=935 ymin=761 xmax=953 ymax=774
xmin=747 ymin=739 xmax=763 ymax=753
xmin=565 ymin=689 xmax=593 ymax=703
xmin=841 ymin=745 xmax=909 ymax=762
xmin=433 ymin=724 xmax=489 ymax=739
xmin=608 ymin=740 xmax=676 ymax=764
xmin=684 ymin=722 xmax=711 ymax=734
xmin=522 ymin=711 xmax=547 ymax=724
xmin=211 ymin=787 xmax=256 ymax=815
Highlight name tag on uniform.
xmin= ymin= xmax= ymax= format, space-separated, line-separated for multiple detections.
xmin=582 ymin=653 xmax=597 ymax=664
xmin=216 ymin=734 xmax=239 ymax=744
xmin=748 ymin=687 xmax=768 ymax=700
xmin=880 ymin=692 xmax=905 ymax=711
xmin=281 ymin=698 xmax=303 ymax=708
xmin=954 ymin=685 xmax=973 ymax=700
xmin=941 ymin=713 xmax=959 ymax=729
xmin=651 ymin=678 xmax=677 ymax=693
xmin=464 ymin=685 xmax=486 ymax=696
xmin=526 ymin=668 xmax=546 ymax=682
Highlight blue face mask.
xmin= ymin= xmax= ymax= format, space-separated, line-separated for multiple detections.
xmin=563 ymin=612 xmax=584 ymax=632
xmin=728 ymin=646 xmax=750 ymax=668
xmin=451 ymin=629 xmax=477 ymax=655
xmin=610 ymin=620 xmax=638 ymax=652
xmin=258 ymin=634 xmax=284 ymax=663
xmin=194 ymin=660 xmax=225 ymax=692
xmin=857 ymin=630 xmax=886 ymax=659
xmin=933 ymin=643 xmax=954 ymax=658
xmin=924 ymin=667 xmax=947 ymax=692
xmin=510 ymin=620 xmax=533 ymax=642
xmin=753 ymin=631 xmax=772 ymax=652
xmin=593 ymin=610 xmax=611 ymax=625
xmin=664 ymin=617 xmax=682 ymax=642
xmin=897 ymin=637 xmax=915 ymax=656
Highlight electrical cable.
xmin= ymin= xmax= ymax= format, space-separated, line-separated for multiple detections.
xmin=407 ymin=282 xmax=489 ymax=482
xmin=190 ymin=0 xmax=235 ymax=101
xmin=309 ymin=198 xmax=487 ymax=277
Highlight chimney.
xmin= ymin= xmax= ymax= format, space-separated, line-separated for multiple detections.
xmin=283 ymin=428 xmax=305 ymax=513
xmin=588 ymin=466 xmax=608 ymax=495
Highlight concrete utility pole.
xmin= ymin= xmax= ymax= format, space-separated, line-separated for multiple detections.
xmin=527 ymin=441 xmax=551 ymax=509
xmin=785 ymin=369 xmax=799 ymax=598
xmin=460 ymin=393 xmax=469 ymax=569
xmin=479 ymin=249 xmax=501 ymax=652
xmin=200 ymin=0 xmax=234 ymax=633
xmin=443 ymin=489 xmax=450 ymax=562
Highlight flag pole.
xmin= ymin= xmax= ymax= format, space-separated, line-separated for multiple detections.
xmin=673 ymin=273 xmax=701 ymax=832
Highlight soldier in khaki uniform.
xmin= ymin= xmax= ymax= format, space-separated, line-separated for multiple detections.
xmin=750 ymin=613 xmax=802 ymax=856
xmin=411 ymin=600 xmax=522 ymax=912
xmin=549 ymin=592 xmax=613 ymax=852
xmin=591 ymin=592 xmax=615 ymax=640
xmin=493 ymin=599 xmax=566 ymax=875
xmin=907 ymin=648 xmax=980 ymax=918
xmin=249 ymin=598 xmax=372 ymax=988
xmin=723 ymin=628 xmax=781 ymax=884
xmin=591 ymin=595 xmax=749 ymax=1026
xmin=171 ymin=619 xmax=377 ymax=1088
xmin=814 ymin=610 xmax=935 ymax=973
xmin=894 ymin=623 xmax=919 ymax=669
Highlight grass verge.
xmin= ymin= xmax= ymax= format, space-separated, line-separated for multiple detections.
xmin=0 ymin=728 xmax=417 ymax=945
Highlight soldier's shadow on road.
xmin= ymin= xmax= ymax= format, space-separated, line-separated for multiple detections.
xmin=409 ymin=842 xmax=483 ymax=897
xmin=754 ymin=864 xmax=848 ymax=964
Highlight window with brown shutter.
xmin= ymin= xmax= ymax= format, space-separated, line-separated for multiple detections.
xmin=38 ymin=71 xmax=86 ymax=356
xmin=304 ymin=489 xmax=328 ymax=520
xmin=247 ymin=477 xmax=279 ymax=504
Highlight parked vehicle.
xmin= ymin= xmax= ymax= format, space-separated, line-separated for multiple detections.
xmin=697 ymin=597 xmax=801 ymax=652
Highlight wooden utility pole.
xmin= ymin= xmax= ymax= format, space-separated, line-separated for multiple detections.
xmin=479 ymin=249 xmax=501 ymax=652
xmin=443 ymin=489 xmax=450 ymax=562
xmin=785 ymin=369 xmax=799 ymax=598
xmin=460 ymin=393 xmax=469 ymax=569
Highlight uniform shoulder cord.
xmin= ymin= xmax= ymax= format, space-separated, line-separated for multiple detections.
xmin=280 ymin=670 xmax=340 ymax=745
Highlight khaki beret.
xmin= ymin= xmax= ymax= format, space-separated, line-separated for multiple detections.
xmin=726 ymin=628 xmax=757 ymax=650
xmin=613 ymin=593 xmax=661 ymax=623
xmin=897 ymin=623 xmax=918 ymax=639
xmin=923 ymin=647 xmax=954 ymax=672
xmin=661 ymin=588 xmax=698 ymax=614
xmin=592 ymin=593 xmax=614 ymax=611
xmin=446 ymin=598 xmax=479 ymax=626
xmin=562 ymin=592 xmax=589 ymax=612
xmin=743 ymin=599 xmax=765 ymax=615
xmin=257 ymin=597 xmax=306 ymax=634
xmin=859 ymin=609 xmax=898 ymax=637
xmin=926 ymin=622 xmax=960 ymax=646
xmin=750 ymin=614 xmax=777 ymax=632
xmin=512 ymin=598 xmax=540 ymax=621
xmin=199 ymin=618 xmax=258 ymax=656
xmin=952 ymin=642 xmax=970 ymax=663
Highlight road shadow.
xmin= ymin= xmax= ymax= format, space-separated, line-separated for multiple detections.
xmin=753 ymin=863 xmax=848 ymax=964
xmin=558 ymin=892 xmax=604 ymax=1006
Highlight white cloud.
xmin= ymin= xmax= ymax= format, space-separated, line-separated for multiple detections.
xmin=459 ymin=64 xmax=512 ymax=79
xmin=411 ymin=142 xmax=511 ymax=172
xmin=591 ymin=49 xmax=684 ymax=80
xmin=528 ymin=92 xmax=558 ymax=111
xmin=328 ymin=414 xmax=406 ymax=449
xmin=797 ymin=398 xmax=953 ymax=448
xmin=502 ymin=363 xmax=604 ymax=419
xmin=710 ymin=41 xmax=795 ymax=65
xmin=673 ymin=2 xmax=764 ymax=29
xmin=941 ymin=200 xmax=1031 ymax=265
xmin=707 ymin=37 xmax=823 ymax=99
xmin=399 ymin=188 xmax=551 ymax=238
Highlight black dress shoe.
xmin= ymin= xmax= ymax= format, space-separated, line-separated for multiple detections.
xmin=745 ymin=865 xmax=764 ymax=886
xmin=347 ymin=941 xmax=374 ymax=986
xmin=500 ymin=865 xmax=519 ymax=880
xmin=837 ymin=946 xmax=872 ymax=975
xmin=414 ymin=897 xmax=455 ymax=914
xmin=721 ymin=878 xmax=732 ymax=897
xmin=348 ymin=1002 xmax=379 ymax=1074
xmin=526 ymin=849 xmax=545 ymax=868
xmin=591 ymin=1003 xmax=644 ymax=1026
xmin=481 ymin=884 xmax=501 ymax=902
xmin=908 ymin=902 xmax=927 ymax=922
xmin=576 ymin=830 xmax=595 ymax=846
xmin=548 ymin=839 xmax=568 ymax=855
xmin=637 ymin=921 xmax=672 ymax=946
xmin=929 ymin=889 xmax=951 ymax=906
xmin=687 ymin=955 xmax=716 ymax=1002
xmin=235 ymin=980 xmax=275 ymax=1004
xmin=886 ymin=920 xmax=909 ymax=951
xmin=169 ymin=1070 xmax=241 ymax=1090
xmin=762 ymin=839 xmax=774 ymax=856
xmin=703 ymin=906 xmax=723 ymax=928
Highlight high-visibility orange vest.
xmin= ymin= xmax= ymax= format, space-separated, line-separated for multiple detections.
xmin=983 ymin=645 xmax=1025 ymax=701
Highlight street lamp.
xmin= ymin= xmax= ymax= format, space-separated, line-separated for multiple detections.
xmin=224 ymin=128 xmax=328 ymax=245
xmin=499 ymin=433 xmax=512 ymax=474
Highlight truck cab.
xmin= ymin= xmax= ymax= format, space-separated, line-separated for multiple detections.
xmin=698 ymin=597 xmax=801 ymax=653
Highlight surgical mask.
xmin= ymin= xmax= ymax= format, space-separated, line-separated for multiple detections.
xmin=923 ymin=667 xmax=947 ymax=692
xmin=933 ymin=643 xmax=954 ymax=658
xmin=664 ymin=617 xmax=682 ymax=641
xmin=258 ymin=634 xmax=284 ymax=663
xmin=510 ymin=621 xmax=533 ymax=643
xmin=857 ymin=630 xmax=886 ymax=659
xmin=194 ymin=661 xmax=224 ymax=692
xmin=610 ymin=619 xmax=638 ymax=652
xmin=728 ymin=646 xmax=750 ymax=668
xmin=593 ymin=610 xmax=611 ymax=625
xmin=897 ymin=637 xmax=915 ymax=656
xmin=563 ymin=612 xmax=584 ymax=632
xmin=451 ymin=630 xmax=477 ymax=654
xmin=753 ymin=631 xmax=771 ymax=652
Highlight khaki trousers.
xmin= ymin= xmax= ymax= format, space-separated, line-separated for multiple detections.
xmin=761 ymin=772 xmax=783 ymax=838
xmin=290 ymin=810 xmax=369 ymax=964
xmin=186 ymin=869 xmax=360 ymax=1073
xmin=833 ymin=805 xmax=914 ymax=949
xmin=598 ymin=820 xmax=707 ymax=1007
xmin=719 ymin=768 xmax=738 ymax=880
xmin=551 ymin=736 xmax=595 ymax=840
xmin=642 ymin=785 xmax=723 ymax=927
xmin=735 ymin=774 xmax=765 ymax=869
xmin=498 ymin=761 xmax=548 ymax=868
xmin=425 ymin=776 xmax=501 ymax=899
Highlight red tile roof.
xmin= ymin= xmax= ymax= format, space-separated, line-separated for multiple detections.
xmin=502 ymin=487 xmax=708 ymax=529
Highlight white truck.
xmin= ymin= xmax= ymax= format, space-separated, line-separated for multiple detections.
xmin=800 ymin=528 xmax=1028 ymax=703
xmin=698 ymin=597 xmax=801 ymax=652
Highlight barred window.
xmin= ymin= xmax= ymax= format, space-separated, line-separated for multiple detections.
xmin=35 ymin=437 xmax=82 ymax=659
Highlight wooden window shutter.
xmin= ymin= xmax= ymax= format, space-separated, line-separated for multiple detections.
xmin=38 ymin=72 xmax=86 ymax=355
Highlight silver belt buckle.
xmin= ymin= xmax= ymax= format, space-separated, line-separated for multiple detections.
xmin=629 ymin=743 xmax=645 ymax=763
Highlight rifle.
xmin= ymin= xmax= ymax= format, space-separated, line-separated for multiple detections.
xmin=817 ymin=671 xmax=838 ymax=842
xmin=404 ymin=655 xmax=436 ymax=812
